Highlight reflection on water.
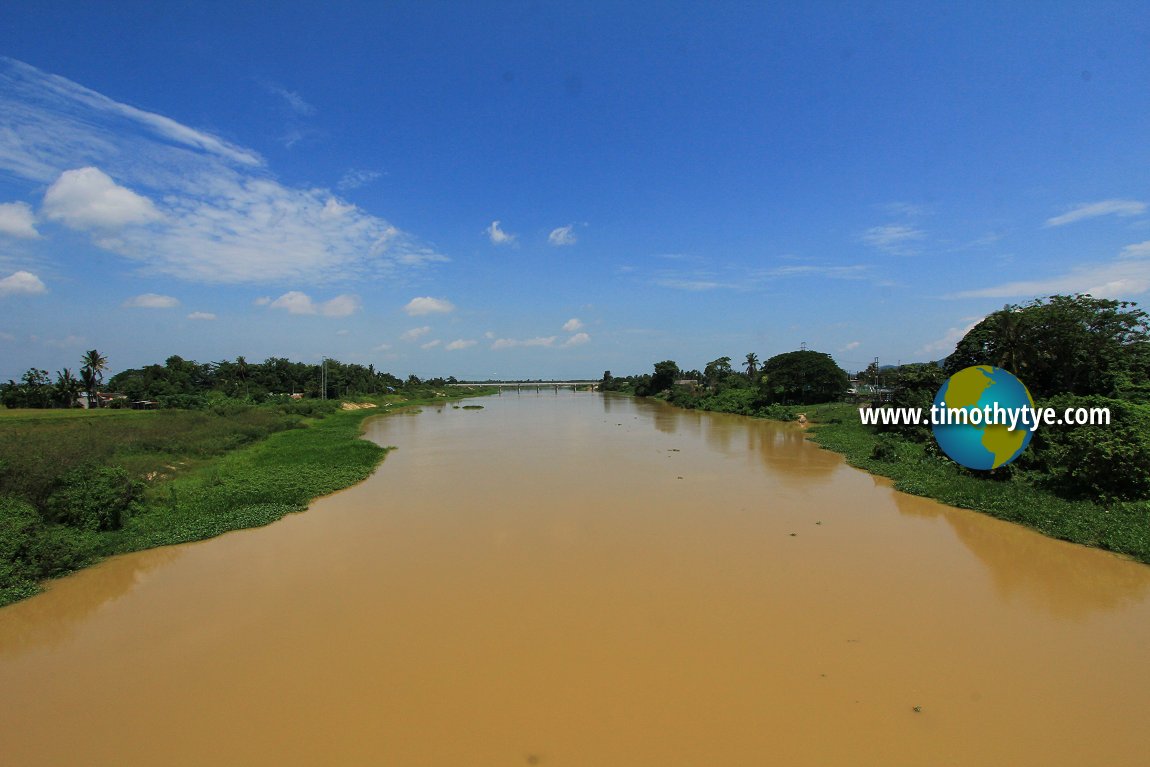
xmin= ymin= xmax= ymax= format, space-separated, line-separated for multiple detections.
xmin=2 ymin=391 xmax=1149 ymax=766
xmin=890 ymin=490 xmax=1150 ymax=618
xmin=0 ymin=547 xmax=179 ymax=657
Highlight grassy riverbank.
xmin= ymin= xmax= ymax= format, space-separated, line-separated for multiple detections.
xmin=800 ymin=402 xmax=1150 ymax=564
xmin=0 ymin=390 xmax=492 ymax=607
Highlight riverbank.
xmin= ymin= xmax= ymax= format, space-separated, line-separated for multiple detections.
xmin=798 ymin=402 xmax=1150 ymax=564
xmin=614 ymin=390 xmax=1150 ymax=565
xmin=0 ymin=389 xmax=493 ymax=607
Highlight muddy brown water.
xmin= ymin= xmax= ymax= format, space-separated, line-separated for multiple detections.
xmin=2 ymin=392 xmax=1150 ymax=766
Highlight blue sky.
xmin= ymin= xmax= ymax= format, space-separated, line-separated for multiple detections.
xmin=1 ymin=2 xmax=1148 ymax=382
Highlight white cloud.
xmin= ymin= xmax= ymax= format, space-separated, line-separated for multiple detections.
xmin=400 ymin=326 xmax=432 ymax=342
xmin=763 ymin=264 xmax=869 ymax=280
xmin=187 ymin=311 xmax=216 ymax=320
xmin=320 ymin=294 xmax=361 ymax=317
xmin=918 ymin=319 xmax=983 ymax=357
xmin=267 ymin=290 xmax=360 ymax=316
xmin=337 ymin=168 xmax=382 ymax=191
xmin=446 ymin=339 xmax=477 ymax=351
xmin=253 ymin=296 xmax=272 ymax=306
xmin=564 ymin=332 xmax=590 ymax=347
xmin=491 ymin=336 xmax=557 ymax=350
xmin=861 ymin=224 xmax=924 ymax=254
xmin=0 ymin=201 xmax=39 ymax=238
xmin=0 ymin=59 xmax=446 ymax=284
xmin=123 ymin=293 xmax=179 ymax=309
xmin=1045 ymin=199 xmax=1147 ymax=227
xmin=42 ymin=167 xmax=161 ymax=229
xmin=549 ymin=225 xmax=576 ymax=246
xmin=421 ymin=339 xmax=442 ymax=350
xmin=404 ymin=296 xmax=455 ymax=316
xmin=952 ymin=240 xmax=1150 ymax=300
xmin=0 ymin=331 xmax=15 ymax=341
xmin=562 ymin=317 xmax=584 ymax=332
xmin=841 ymin=341 xmax=861 ymax=351
xmin=654 ymin=278 xmax=727 ymax=291
xmin=486 ymin=220 xmax=515 ymax=245
xmin=374 ymin=342 xmax=392 ymax=351
xmin=267 ymin=84 xmax=315 ymax=117
xmin=0 ymin=270 xmax=46 ymax=296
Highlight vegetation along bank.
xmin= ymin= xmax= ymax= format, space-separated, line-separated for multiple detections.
xmin=1 ymin=353 xmax=492 ymax=607
xmin=603 ymin=294 xmax=1150 ymax=564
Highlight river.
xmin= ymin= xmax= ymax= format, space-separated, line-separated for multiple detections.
xmin=2 ymin=391 xmax=1149 ymax=766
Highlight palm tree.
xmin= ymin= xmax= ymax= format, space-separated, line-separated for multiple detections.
xmin=744 ymin=352 xmax=759 ymax=381
xmin=236 ymin=356 xmax=250 ymax=398
xmin=81 ymin=349 xmax=108 ymax=408
xmin=54 ymin=368 xmax=81 ymax=408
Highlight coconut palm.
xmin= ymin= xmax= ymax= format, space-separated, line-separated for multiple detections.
xmin=744 ymin=352 xmax=759 ymax=381
xmin=80 ymin=349 xmax=108 ymax=407
xmin=54 ymin=368 xmax=81 ymax=408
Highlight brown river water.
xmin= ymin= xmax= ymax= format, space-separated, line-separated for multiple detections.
xmin=2 ymin=391 xmax=1150 ymax=766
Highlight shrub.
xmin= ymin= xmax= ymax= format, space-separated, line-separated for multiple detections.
xmin=46 ymin=466 xmax=142 ymax=531
xmin=1026 ymin=396 xmax=1150 ymax=502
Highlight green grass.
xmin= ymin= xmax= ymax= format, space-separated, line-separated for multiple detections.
xmin=0 ymin=389 xmax=494 ymax=607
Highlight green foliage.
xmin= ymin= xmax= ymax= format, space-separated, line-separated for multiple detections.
xmin=638 ymin=360 xmax=680 ymax=396
xmin=46 ymin=466 xmax=142 ymax=531
xmin=0 ymin=497 xmax=100 ymax=604
xmin=0 ymin=387 xmax=487 ymax=607
xmin=947 ymin=294 xmax=1149 ymax=400
xmin=760 ymin=350 xmax=849 ymax=404
xmin=1024 ymin=396 xmax=1150 ymax=502
xmin=806 ymin=402 xmax=1150 ymax=562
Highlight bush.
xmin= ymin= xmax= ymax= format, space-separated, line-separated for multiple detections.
xmin=1026 ymin=396 xmax=1150 ymax=502
xmin=46 ymin=466 xmax=142 ymax=531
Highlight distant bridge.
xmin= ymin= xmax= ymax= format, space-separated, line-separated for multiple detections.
xmin=448 ymin=382 xmax=599 ymax=392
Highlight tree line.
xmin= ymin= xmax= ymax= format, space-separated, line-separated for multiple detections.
xmin=601 ymin=348 xmax=851 ymax=418
xmin=1 ymin=351 xmax=457 ymax=409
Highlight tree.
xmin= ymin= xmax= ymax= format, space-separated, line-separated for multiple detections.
xmin=703 ymin=357 xmax=733 ymax=389
xmin=80 ymin=349 xmax=108 ymax=407
xmin=760 ymin=350 xmax=849 ymax=404
xmin=947 ymin=294 xmax=1150 ymax=399
xmin=744 ymin=353 xmax=759 ymax=381
xmin=20 ymin=369 xmax=52 ymax=408
xmin=53 ymin=368 xmax=81 ymax=408
xmin=649 ymin=360 xmax=680 ymax=394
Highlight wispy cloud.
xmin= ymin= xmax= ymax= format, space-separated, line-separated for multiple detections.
xmin=0 ymin=201 xmax=40 ymax=238
xmin=266 ymin=83 xmax=316 ymax=116
xmin=445 ymin=339 xmax=476 ymax=351
xmin=421 ymin=339 xmax=442 ymax=350
xmin=1044 ymin=199 xmax=1147 ymax=228
xmin=187 ymin=311 xmax=216 ymax=320
xmin=952 ymin=240 xmax=1150 ymax=300
xmin=400 ymin=326 xmax=431 ymax=342
xmin=491 ymin=336 xmax=557 ymax=350
xmin=841 ymin=341 xmax=860 ymax=351
xmin=562 ymin=318 xmax=584 ymax=332
xmin=0 ymin=58 xmax=445 ymax=284
xmin=548 ymin=225 xmax=576 ymax=246
xmin=762 ymin=264 xmax=868 ymax=280
xmin=267 ymin=291 xmax=360 ymax=317
xmin=861 ymin=224 xmax=925 ymax=254
xmin=0 ymin=270 xmax=46 ymax=296
xmin=564 ymin=332 xmax=590 ymax=347
xmin=403 ymin=296 xmax=455 ymax=316
xmin=918 ymin=318 xmax=983 ymax=357
xmin=654 ymin=277 xmax=729 ymax=291
xmin=123 ymin=293 xmax=179 ymax=309
xmin=486 ymin=220 xmax=516 ymax=245
xmin=337 ymin=168 xmax=381 ymax=191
